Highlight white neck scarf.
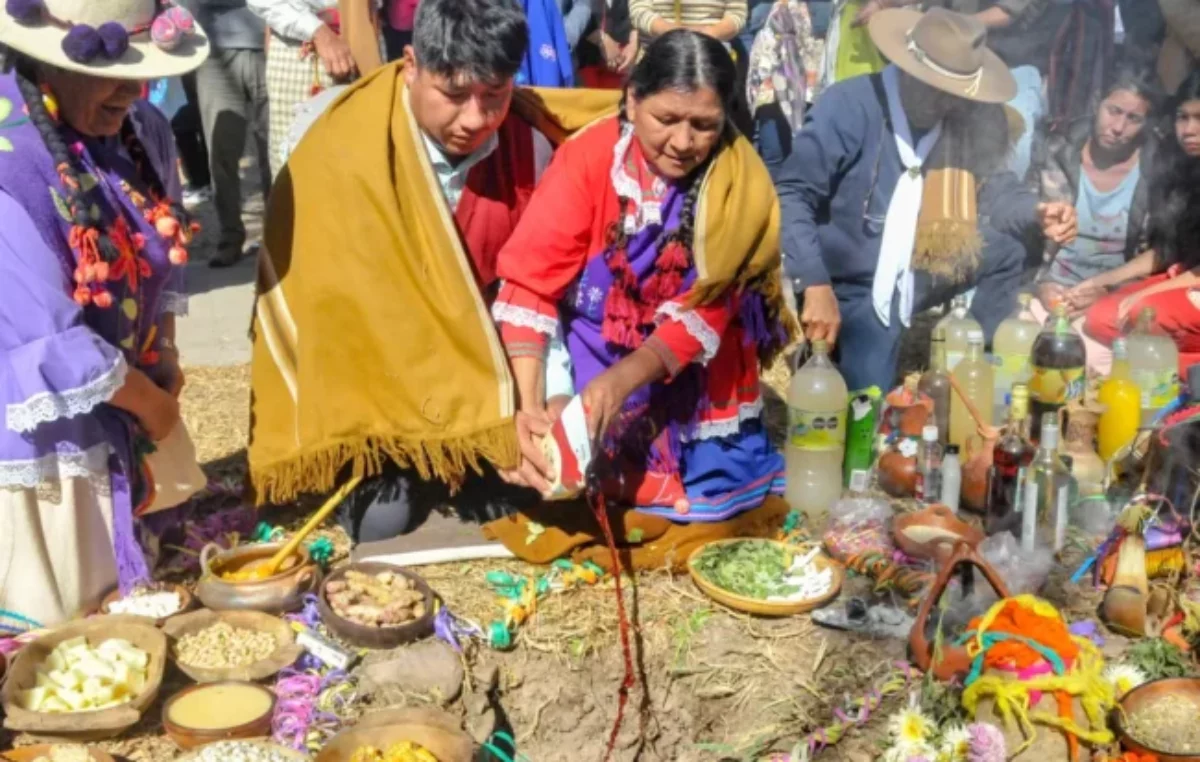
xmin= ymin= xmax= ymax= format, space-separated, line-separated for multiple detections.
xmin=872 ymin=65 xmax=944 ymax=328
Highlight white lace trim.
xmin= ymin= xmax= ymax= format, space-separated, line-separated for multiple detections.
xmin=610 ymin=123 xmax=667 ymax=235
xmin=491 ymin=301 xmax=559 ymax=336
xmin=656 ymin=302 xmax=721 ymax=364
xmin=5 ymin=355 xmax=128 ymax=434
xmin=0 ymin=443 xmax=112 ymax=489
xmin=162 ymin=290 xmax=189 ymax=316
xmin=681 ymin=399 xmax=766 ymax=442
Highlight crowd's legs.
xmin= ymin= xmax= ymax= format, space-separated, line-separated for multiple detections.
xmin=195 ymin=48 xmax=272 ymax=267
xmin=171 ymin=74 xmax=211 ymax=205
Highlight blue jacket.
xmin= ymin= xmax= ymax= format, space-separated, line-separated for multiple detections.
xmin=776 ymin=73 xmax=1039 ymax=293
xmin=518 ymin=0 xmax=576 ymax=87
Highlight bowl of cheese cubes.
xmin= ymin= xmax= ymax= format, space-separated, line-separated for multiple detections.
xmin=1 ymin=615 xmax=166 ymax=740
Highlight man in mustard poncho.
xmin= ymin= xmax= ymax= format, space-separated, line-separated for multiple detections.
xmin=249 ymin=0 xmax=795 ymax=567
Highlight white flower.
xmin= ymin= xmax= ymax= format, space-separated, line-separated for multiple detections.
xmin=938 ymin=725 xmax=971 ymax=761
xmin=883 ymin=743 xmax=937 ymax=762
xmin=888 ymin=699 xmax=935 ymax=749
xmin=1103 ymin=664 xmax=1148 ymax=698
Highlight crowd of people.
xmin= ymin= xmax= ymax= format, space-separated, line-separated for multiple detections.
xmin=3 ymin=0 xmax=1200 ymax=627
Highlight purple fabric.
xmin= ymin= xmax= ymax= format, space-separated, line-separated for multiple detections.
xmin=0 ymin=73 xmax=184 ymax=592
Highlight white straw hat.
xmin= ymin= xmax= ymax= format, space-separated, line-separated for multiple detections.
xmin=0 ymin=0 xmax=209 ymax=79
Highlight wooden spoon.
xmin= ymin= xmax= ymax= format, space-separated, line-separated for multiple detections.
xmin=224 ymin=475 xmax=363 ymax=582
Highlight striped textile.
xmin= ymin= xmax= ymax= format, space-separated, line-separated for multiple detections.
xmin=265 ymin=32 xmax=334 ymax=178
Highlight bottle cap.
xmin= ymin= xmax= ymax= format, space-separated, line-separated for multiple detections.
xmin=922 ymin=425 xmax=939 ymax=442
xmin=1041 ymin=412 xmax=1060 ymax=448
xmin=1017 ymin=292 xmax=1032 ymax=307
xmin=811 ymin=339 xmax=828 ymax=354
xmin=967 ymin=329 xmax=984 ymax=343
xmin=1112 ymin=337 xmax=1127 ymax=358
xmin=945 ymin=444 xmax=960 ymax=455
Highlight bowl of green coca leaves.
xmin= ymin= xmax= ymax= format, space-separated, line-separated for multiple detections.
xmin=687 ymin=539 xmax=843 ymax=617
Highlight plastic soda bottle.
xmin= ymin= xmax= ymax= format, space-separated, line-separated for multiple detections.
xmin=1097 ymin=338 xmax=1141 ymax=462
xmin=786 ymin=340 xmax=849 ymax=518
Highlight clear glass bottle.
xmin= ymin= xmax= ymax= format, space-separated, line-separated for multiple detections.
xmin=986 ymin=384 xmax=1034 ymax=536
xmin=941 ymin=444 xmax=962 ymax=512
xmin=949 ymin=330 xmax=993 ymax=451
xmin=1021 ymin=413 xmax=1073 ymax=553
xmin=1127 ymin=307 xmax=1180 ymax=425
xmin=1029 ymin=303 xmax=1086 ymax=444
xmin=915 ymin=425 xmax=943 ymax=505
xmin=933 ymin=294 xmax=982 ymax=372
xmin=1097 ymin=338 xmax=1142 ymax=462
xmin=991 ymin=293 xmax=1040 ymax=425
xmin=920 ymin=334 xmax=952 ymax=448
xmin=785 ymin=340 xmax=849 ymax=518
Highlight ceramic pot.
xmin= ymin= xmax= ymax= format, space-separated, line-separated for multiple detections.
xmin=883 ymin=376 xmax=933 ymax=438
xmin=196 ymin=543 xmax=320 ymax=614
xmin=877 ymin=447 xmax=918 ymax=497
xmin=961 ymin=428 xmax=999 ymax=512
xmin=1064 ymin=401 xmax=1106 ymax=497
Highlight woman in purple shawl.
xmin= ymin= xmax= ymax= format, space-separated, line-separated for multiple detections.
xmin=0 ymin=0 xmax=209 ymax=627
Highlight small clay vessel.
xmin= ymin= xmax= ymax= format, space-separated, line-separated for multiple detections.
xmin=196 ymin=542 xmax=321 ymax=614
xmin=883 ymin=374 xmax=933 ymax=438
xmin=877 ymin=446 xmax=918 ymax=498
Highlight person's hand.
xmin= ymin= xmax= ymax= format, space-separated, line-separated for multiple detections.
xmin=580 ymin=367 xmax=637 ymax=445
xmin=1062 ymin=277 xmax=1107 ymax=317
xmin=1036 ymin=281 xmax=1066 ymax=312
xmin=1117 ymin=294 xmax=1143 ymax=323
xmin=616 ymin=41 xmax=638 ymax=74
xmin=139 ymin=383 xmax=181 ymax=442
xmin=853 ymin=0 xmax=886 ymax=26
xmin=499 ymin=409 xmax=553 ymax=493
xmin=312 ymin=24 xmax=356 ymax=81
xmin=800 ymin=284 xmax=841 ymax=347
xmin=1037 ymin=202 xmax=1078 ymax=246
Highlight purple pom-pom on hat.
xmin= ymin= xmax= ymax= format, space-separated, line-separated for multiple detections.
xmin=5 ymin=0 xmax=44 ymax=24
xmin=97 ymin=21 xmax=129 ymax=58
xmin=150 ymin=15 xmax=181 ymax=50
xmin=62 ymin=24 xmax=103 ymax=63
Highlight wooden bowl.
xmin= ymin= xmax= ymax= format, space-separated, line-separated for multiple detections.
xmin=1 ymin=616 xmax=166 ymax=741
xmin=687 ymin=539 xmax=843 ymax=617
xmin=174 ymin=740 xmax=308 ymax=761
xmin=1115 ymin=677 xmax=1200 ymax=761
xmin=893 ymin=505 xmax=985 ymax=564
xmin=162 ymin=681 xmax=277 ymax=750
xmin=100 ymin=582 xmax=195 ymax=626
xmin=196 ymin=543 xmax=321 ymax=615
xmin=162 ymin=609 xmax=303 ymax=684
xmin=317 ymin=562 xmax=435 ymax=649
xmin=315 ymin=708 xmax=474 ymax=762
xmin=1 ymin=745 xmax=115 ymax=762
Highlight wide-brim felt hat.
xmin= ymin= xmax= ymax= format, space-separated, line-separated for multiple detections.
xmin=0 ymin=0 xmax=209 ymax=79
xmin=868 ymin=7 xmax=1016 ymax=105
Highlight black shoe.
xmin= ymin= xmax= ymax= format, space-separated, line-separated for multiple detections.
xmin=208 ymin=249 xmax=242 ymax=268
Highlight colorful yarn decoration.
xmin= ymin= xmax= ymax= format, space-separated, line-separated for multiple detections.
xmin=484 ymin=559 xmax=608 ymax=651
xmin=764 ymin=662 xmax=923 ymax=760
xmin=0 ymin=609 xmax=42 ymax=636
xmin=843 ymin=550 xmax=932 ymax=606
xmin=433 ymin=606 xmax=486 ymax=653
xmin=271 ymin=595 xmax=359 ymax=752
xmin=254 ymin=522 xmax=287 ymax=544
xmin=956 ymin=596 xmax=1115 ymax=762
xmin=306 ymin=537 xmax=335 ymax=568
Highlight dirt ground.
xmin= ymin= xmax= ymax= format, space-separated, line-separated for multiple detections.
xmin=2 ymin=361 xmax=910 ymax=762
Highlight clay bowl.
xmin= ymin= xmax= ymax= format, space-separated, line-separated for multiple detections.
xmin=1115 ymin=677 xmax=1200 ymax=761
xmin=174 ymin=740 xmax=308 ymax=761
xmin=162 ymin=609 xmax=303 ymax=684
xmin=893 ymin=504 xmax=985 ymax=564
xmin=100 ymin=582 xmax=195 ymax=626
xmin=317 ymin=562 xmax=436 ymax=650
xmin=877 ymin=450 xmax=918 ymax=498
xmin=162 ymin=681 xmax=277 ymax=750
xmin=196 ymin=542 xmax=321 ymax=614
xmin=1 ymin=616 xmax=167 ymax=742
xmin=687 ymin=539 xmax=844 ymax=617
xmin=315 ymin=708 xmax=474 ymax=762
xmin=2 ymin=746 xmax=115 ymax=762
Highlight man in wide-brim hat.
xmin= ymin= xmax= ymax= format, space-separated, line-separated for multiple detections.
xmin=776 ymin=6 xmax=1078 ymax=391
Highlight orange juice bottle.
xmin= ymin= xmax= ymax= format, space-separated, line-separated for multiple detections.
xmin=1097 ymin=338 xmax=1141 ymax=462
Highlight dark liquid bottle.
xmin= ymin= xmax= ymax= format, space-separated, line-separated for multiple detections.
xmin=920 ymin=331 xmax=952 ymax=448
xmin=986 ymin=383 xmax=1034 ymax=535
xmin=1028 ymin=304 xmax=1085 ymax=443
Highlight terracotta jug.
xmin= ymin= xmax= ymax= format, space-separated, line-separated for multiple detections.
xmin=883 ymin=374 xmax=933 ymax=439
xmin=948 ymin=375 xmax=1000 ymax=512
xmin=1063 ymin=400 xmax=1106 ymax=498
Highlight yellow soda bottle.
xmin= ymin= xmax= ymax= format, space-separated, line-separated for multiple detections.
xmin=1097 ymin=338 xmax=1141 ymax=462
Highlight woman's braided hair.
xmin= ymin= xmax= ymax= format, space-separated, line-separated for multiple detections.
xmin=602 ymin=30 xmax=737 ymax=350
xmin=7 ymin=50 xmax=192 ymax=301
